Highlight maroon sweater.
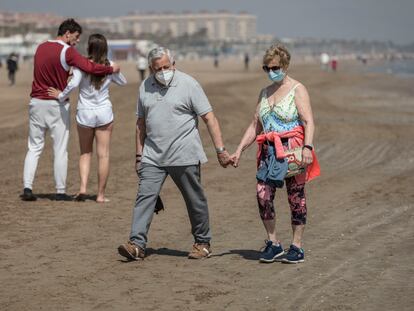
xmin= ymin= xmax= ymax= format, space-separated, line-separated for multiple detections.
xmin=30 ymin=40 xmax=113 ymax=100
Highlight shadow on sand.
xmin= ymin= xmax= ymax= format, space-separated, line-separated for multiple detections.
xmin=19 ymin=193 xmax=98 ymax=202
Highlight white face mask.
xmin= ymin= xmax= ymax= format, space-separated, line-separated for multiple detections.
xmin=155 ymin=69 xmax=174 ymax=85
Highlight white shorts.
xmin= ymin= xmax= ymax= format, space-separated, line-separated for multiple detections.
xmin=76 ymin=106 xmax=113 ymax=128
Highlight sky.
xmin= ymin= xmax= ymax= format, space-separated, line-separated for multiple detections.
xmin=1 ymin=0 xmax=413 ymax=45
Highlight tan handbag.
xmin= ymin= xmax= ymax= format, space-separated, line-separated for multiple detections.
xmin=284 ymin=147 xmax=306 ymax=178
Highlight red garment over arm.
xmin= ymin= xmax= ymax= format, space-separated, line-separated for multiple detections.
xmin=65 ymin=47 xmax=113 ymax=75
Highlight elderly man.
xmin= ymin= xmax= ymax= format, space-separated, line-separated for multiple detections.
xmin=118 ymin=47 xmax=230 ymax=260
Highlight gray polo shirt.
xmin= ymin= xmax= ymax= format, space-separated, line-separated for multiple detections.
xmin=137 ymin=70 xmax=212 ymax=166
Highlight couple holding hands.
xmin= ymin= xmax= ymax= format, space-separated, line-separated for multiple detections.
xmin=118 ymin=44 xmax=320 ymax=264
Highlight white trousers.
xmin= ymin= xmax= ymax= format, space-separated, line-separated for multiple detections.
xmin=23 ymin=98 xmax=70 ymax=193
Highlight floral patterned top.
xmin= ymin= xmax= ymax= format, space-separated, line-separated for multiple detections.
xmin=258 ymin=84 xmax=302 ymax=133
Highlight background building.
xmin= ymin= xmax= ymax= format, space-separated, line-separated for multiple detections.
xmin=0 ymin=11 xmax=61 ymax=36
xmin=87 ymin=11 xmax=257 ymax=42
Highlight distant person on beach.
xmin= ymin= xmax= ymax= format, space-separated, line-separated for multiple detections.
xmin=244 ymin=53 xmax=250 ymax=70
xmin=117 ymin=46 xmax=231 ymax=261
xmin=136 ymin=54 xmax=148 ymax=81
xmin=230 ymin=44 xmax=320 ymax=264
xmin=331 ymin=57 xmax=338 ymax=72
xmin=358 ymin=54 xmax=368 ymax=65
xmin=320 ymin=52 xmax=330 ymax=71
xmin=48 ymin=34 xmax=127 ymax=203
xmin=7 ymin=52 xmax=18 ymax=86
xmin=214 ymin=52 xmax=219 ymax=68
xmin=21 ymin=19 xmax=120 ymax=202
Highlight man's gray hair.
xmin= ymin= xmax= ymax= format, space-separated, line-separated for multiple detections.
xmin=147 ymin=47 xmax=174 ymax=64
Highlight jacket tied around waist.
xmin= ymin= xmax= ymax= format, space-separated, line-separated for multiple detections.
xmin=256 ymin=125 xmax=321 ymax=184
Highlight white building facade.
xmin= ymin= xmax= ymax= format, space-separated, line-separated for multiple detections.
xmin=83 ymin=11 xmax=256 ymax=42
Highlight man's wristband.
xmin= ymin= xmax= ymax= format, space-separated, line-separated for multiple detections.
xmin=215 ymin=146 xmax=226 ymax=154
xmin=136 ymin=154 xmax=142 ymax=158
xmin=303 ymin=144 xmax=313 ymax=151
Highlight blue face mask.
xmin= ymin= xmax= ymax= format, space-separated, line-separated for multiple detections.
xmin=268 ymin=69 xmax=286 ymax=82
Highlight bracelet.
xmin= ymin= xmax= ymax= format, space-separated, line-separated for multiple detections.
xmin=136 ymin=154 xmax=142 ymax=158
xmin=303 ymin=144 xmax=313 ymax=151
xmin=215 ymin=146 xmax=226 ymax=154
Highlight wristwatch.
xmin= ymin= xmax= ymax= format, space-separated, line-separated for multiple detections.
xmin=303 ymin=144 xmax=313 ymax=151
xmin=215 ymin=146 xmax=226 ymax=154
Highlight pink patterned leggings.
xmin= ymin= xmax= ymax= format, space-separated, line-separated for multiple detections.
xmin=256 ymin=177 xmax=307 ymax=225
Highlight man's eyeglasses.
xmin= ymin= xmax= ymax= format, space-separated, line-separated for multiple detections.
xmin=262 ymin=65 xmax=281 ymax=72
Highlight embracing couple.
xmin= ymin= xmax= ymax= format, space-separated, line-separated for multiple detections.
xmin=117 ymin=45 xmax=320 ymax=264
xmin=21 ymin=19 xmax=126 ymax=203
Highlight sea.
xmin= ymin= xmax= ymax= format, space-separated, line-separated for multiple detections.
xmin=367 ymin=59 xmax=414 ymax=79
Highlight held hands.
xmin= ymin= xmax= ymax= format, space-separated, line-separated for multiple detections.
xmin=217 ymin=150 xmax=232 ymax=168
xmin=229 ymin=150 xmax=242 ymax=168
xmin=217 ymin=148 xmax=241 ymax=168
xmin=47 ymin=87 xmax=62 ymax=99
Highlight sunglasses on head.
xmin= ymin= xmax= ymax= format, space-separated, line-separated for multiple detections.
xmin=262 ymin=65 xmax=281 ymax=72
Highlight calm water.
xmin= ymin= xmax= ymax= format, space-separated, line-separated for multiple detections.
xmin=367 ymin=59 xmax=414 ymax=79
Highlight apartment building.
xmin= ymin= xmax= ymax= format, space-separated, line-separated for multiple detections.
xmin=0 ymin=11 xmax=62 ymax=29
xmin=120 ymin=11 xmax=256 ymax=41
xmin=82 ymin=11 xmax=256 ymax=42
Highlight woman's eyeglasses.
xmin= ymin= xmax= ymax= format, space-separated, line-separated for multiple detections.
xmin=262 ymin=65 xmax=281 ymax=72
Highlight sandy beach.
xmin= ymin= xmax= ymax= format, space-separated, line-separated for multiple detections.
xmin=0 ymin=59 xmax=413 ymax=311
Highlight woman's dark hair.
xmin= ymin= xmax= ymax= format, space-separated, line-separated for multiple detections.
xmin=87 ymin=34 xmax=110 ymax=90
xmin=57 ymin=19 xmax=82 ymax=36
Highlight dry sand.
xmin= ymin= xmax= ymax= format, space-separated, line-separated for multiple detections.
xmin=0 ymin=59 xmax=413 ymax=311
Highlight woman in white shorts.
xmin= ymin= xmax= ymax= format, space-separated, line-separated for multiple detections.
xmin=48 ymin=33 xmax=127 ymax=203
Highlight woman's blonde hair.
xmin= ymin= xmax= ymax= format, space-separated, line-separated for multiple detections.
xmin=263 ymin=44 xmax=291 ymax=68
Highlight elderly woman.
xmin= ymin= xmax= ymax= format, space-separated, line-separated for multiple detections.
xmin=231 ymin=44 xmax=320 ymax=264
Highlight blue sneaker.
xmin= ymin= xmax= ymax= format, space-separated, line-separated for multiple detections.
xmin=259 ymin=240 xmax=284 ymax=263
xmin=281 ymin=245 xmax=305 ymax=264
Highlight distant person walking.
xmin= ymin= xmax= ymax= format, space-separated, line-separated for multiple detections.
xmin=48 ymin=34 xmax=127 ymax=203
xmin=331 ymin=57 xmax=338 ymax=72
xmin=214 ymin=52 xmax=219 ymax=68
xmin=136 ymin=54 xmax=148 ymax=81
xmin=21 ymin=19 xmax=120 ymax=201
xmin=117 ymin=46 xmax=231 ymax=261
xmin=7 ymin=52 xmax=18 ymax=86
xmin=244 ymin=53 xmax=250 ymax=70
xmin=320 ymin=52 xmax=330 ymax=71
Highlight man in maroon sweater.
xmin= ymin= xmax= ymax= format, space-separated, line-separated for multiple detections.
xmin=21 ymin=19 xmax=120 ymax=201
